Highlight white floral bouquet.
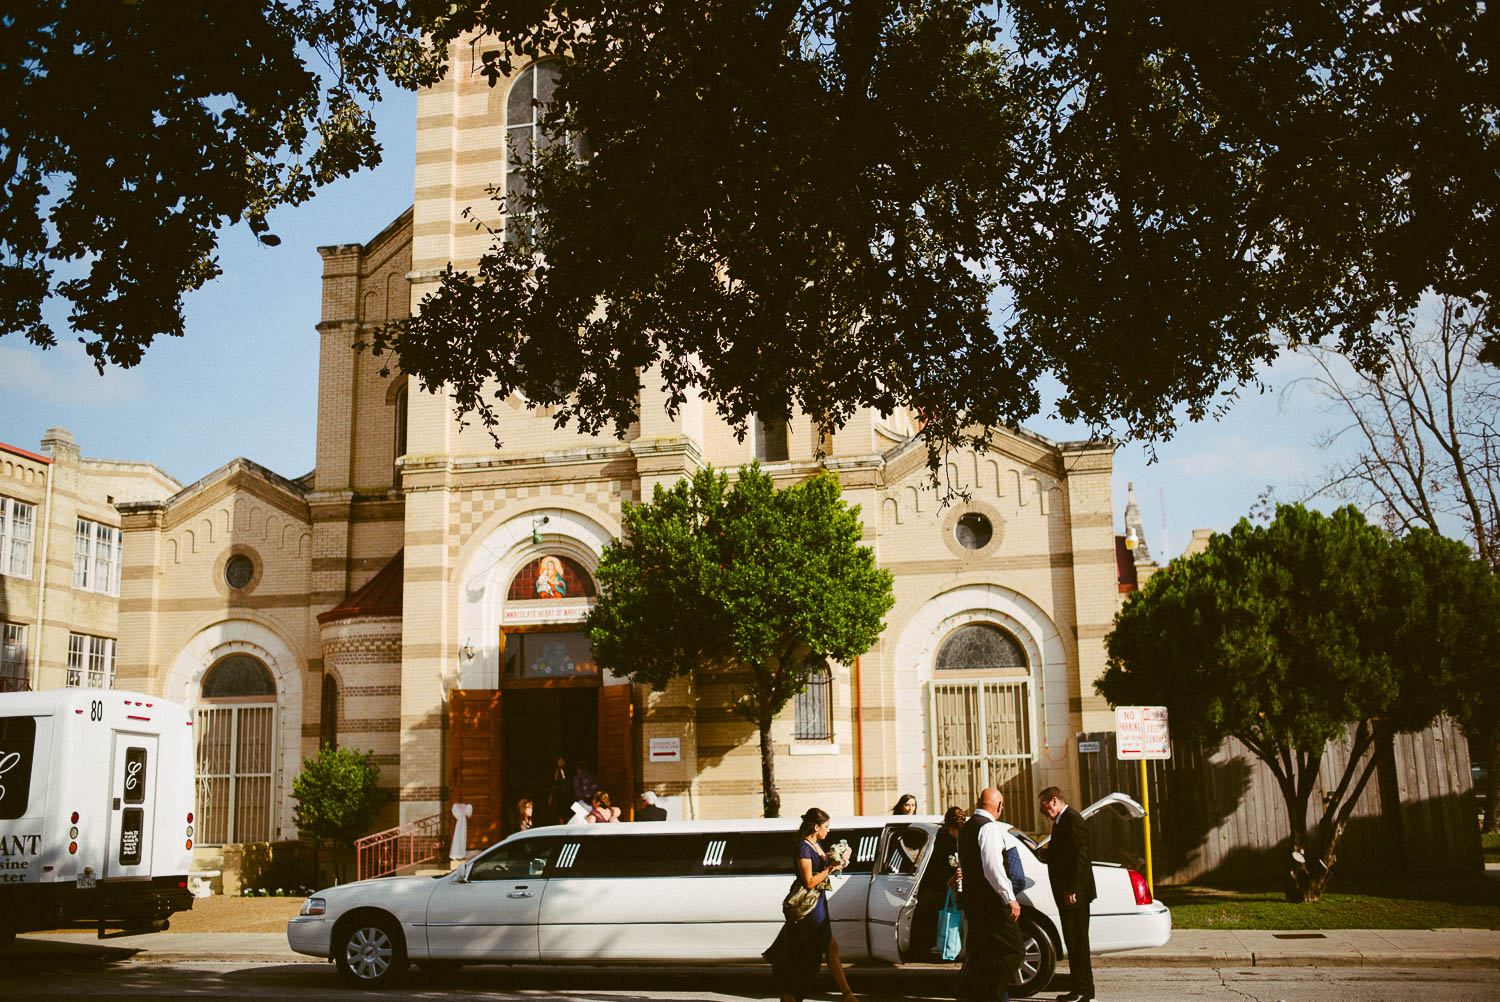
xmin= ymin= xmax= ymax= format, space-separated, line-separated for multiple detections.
xmin=827 ymin=838 xmax=853 ymax=880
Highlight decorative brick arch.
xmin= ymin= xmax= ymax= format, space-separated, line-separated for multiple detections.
xmin=454 ymin=504 xmax=619 ymax=690
xmin=166 ymin=618 xmax=304 ymax=840
xmin=890 ymin=584 xmax=1070 ymax=807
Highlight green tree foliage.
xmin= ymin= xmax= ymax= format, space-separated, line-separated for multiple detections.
xmin=375 ymin=0 xmax=1499 ymax=471
xmin=7 ymin=3 xmax=1497 ymax=469
xmin=291 ymin=745 xmax=386 ymax=881
xmin=0 ymin=1 xmax=435 ymax=367
xmin=1099 ymin=504 xmax=1500 ymax=901
xmin=587 ymin=464 xmax=893 ymax=817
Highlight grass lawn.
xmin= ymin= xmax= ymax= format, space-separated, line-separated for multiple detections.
xmin=1159 ymin=871 xmax=1500 ymax=930
xmin=1484 ymin=831 xmax=1500 ymax=864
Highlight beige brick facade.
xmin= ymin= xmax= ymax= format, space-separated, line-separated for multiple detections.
xmin=30 ymin=46 xmax=1132 ymax=857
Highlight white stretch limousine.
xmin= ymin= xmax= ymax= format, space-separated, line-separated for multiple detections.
xmin=289 ymin=801 xmax=1170 ymax=994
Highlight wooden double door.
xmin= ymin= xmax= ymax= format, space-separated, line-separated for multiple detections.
xmin=448 ymin=683 xmax=635 ymax=851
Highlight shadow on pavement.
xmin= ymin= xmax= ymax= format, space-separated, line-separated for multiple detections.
xmin=0 ymin=937 xmax=143 ymax=977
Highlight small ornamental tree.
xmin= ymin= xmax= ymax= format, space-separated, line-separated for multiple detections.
xmin=1099 ymin=504 xmax=1500 ymax=902
xmin=291 ymin=745 xmax=386 ymax=882
xmin=588 ymin=464 xmax=894 ymax=817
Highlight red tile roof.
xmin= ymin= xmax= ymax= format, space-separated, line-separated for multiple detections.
xmin=318 ymin=550 xmax=403 ymax=623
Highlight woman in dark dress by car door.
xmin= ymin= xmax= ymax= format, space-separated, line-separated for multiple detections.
xmin=764 ymin=808 xmax=858 ymax=1002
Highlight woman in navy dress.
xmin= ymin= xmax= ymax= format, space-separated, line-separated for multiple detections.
xmin=764 ymin=807 xmax=858 ymax=1002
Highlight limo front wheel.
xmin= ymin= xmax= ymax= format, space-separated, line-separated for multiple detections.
xmin=335 ymin=912 xmax=407 ymax=988
xmin=1011 ymin=916 xmax=1057 ymax=997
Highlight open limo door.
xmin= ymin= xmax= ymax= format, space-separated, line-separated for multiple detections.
xmin=867 ymin=822 xmax=938 ymax=964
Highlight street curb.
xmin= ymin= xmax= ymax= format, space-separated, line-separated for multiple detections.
xmin=1088 ymin=953 xmax=1500 ymax=970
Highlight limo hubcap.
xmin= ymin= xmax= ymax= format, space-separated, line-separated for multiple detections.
xmin=1014 ymin=932 xmax=1042 ymax=982
xmin=346 ymin=926 xmax=393 ymax=979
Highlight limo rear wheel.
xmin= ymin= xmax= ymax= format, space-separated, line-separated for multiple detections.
xmin=335 ymin=912 xmax=407 ymax=988
xmin=1010 ymin=915 xmax=1057 ymax=997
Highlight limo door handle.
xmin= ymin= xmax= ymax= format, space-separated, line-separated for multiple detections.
xmin=507 ymin=888 xmax=533 ymax=898
xmin=891 ymin=884 xmax=910 ymax=896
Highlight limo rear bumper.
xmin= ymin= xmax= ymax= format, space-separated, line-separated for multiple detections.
xmin=287 ymin=916 xmax=331 ymax=958
xmin=1093 ymin=902 xmax=1172 ymax=953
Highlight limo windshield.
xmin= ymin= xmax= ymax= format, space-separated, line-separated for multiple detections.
xmin=468 ymin=826 xmax=890 ymax=881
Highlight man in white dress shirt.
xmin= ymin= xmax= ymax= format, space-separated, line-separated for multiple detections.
xmin=956 ymin=787 xmax=1025 ymax=1002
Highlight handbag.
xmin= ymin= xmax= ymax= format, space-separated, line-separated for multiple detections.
xmin=936 ymin=888 xmax=963 ymax=961
xmin=781 ymin=877 xmax=828 ymax=923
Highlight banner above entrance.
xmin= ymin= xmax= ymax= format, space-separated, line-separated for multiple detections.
xmin=503 ymin=598 xmax=592 ymax=625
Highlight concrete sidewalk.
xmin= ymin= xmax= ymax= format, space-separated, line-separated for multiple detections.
xmin=15 ymin=928 xmax=1500 ymax=970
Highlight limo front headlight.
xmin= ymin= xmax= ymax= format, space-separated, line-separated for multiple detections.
xmin=300 ymin=897 xmax=326 ymax=916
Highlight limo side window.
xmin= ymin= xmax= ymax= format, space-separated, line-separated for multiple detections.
xmin=881 ymin=824 xmax=929 ymax=876
xmin=827 ymin=828 xmax=882 ymax=874
xmin=725 ymin=829 xmax=882 ymax=875
xmin=564 ymin=834 xmax=735 ymax=878
xmin=725 ymin=832 xmax=800 ymax=875
xmin=468 ymin=837 xmax=558 ymax=881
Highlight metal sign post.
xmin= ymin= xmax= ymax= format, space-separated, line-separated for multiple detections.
xmin=1115 ymin=705 xmax=1170 ymax=896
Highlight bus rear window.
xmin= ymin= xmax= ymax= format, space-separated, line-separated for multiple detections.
xmin=0 ymin=716 xmax=37 ymax=821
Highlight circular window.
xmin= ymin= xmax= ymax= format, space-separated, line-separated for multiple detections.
xmin=225 ymin=554 xmax=255 ymax=590
xmin=954 ymin=513 xmax=993 ymax=550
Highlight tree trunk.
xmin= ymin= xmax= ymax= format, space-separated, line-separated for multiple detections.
xmin=1281 ymin=783 xmax=1319 ymax=903
xmin=759 ymin=717 xmax=781 ymax=818
xmin=1485 ymin=733 xmax=1499 ymax=834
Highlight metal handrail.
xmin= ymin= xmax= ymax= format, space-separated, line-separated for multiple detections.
xmin=354 ymin=813 xmax=444 ymax=881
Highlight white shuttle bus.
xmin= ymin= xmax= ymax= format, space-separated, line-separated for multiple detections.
xmin=0 ymin=688 xmax=196 ymax=942
xmin=289 ymin=798 xmax=1170 ymax=995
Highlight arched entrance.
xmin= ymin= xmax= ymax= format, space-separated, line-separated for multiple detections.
xmin=450 ymin=530 xmax=636 ymax=850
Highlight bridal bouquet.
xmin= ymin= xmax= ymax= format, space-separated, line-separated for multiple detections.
xmin=827 ymin=839 xmax=853 ymax=880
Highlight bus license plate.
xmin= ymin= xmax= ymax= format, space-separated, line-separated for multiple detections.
xmin=77 ymin=871 xmax=95 ymax=889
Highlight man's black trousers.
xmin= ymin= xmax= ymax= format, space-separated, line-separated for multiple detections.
xmin=957 ymin=910 xmax=1025 ymax=1002
xmin=1059 ymin=905 xmax=1093 ymax=997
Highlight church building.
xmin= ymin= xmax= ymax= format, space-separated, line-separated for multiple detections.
xmin=105 ymin=45 xmax=1124 ymax=862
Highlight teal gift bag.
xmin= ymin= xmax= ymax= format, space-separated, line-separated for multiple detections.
xmin=936 ymin=888 xmax=963 ymax=961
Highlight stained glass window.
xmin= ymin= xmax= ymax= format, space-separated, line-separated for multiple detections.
xmin=935 ymin=624 xmax=1027 ymax=673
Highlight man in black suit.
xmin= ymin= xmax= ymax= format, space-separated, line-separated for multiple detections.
xmin=637 ymin=790 xmax=668 ymax=821
xmin=1039 ymin=786 xmax=1096 ymax=1001
xmin=956 ymin=787 xmax=1024 ymax=1002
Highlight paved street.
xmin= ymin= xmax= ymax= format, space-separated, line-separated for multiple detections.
xmin=3 ymin=954 xmax=1499 ymax=1002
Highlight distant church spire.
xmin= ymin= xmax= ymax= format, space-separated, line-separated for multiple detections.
xmin=1123 ymin=482 xmax=1152 ymax=564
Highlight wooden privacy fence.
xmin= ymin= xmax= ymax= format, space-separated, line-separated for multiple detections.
xmin=1075 ymin=716 xmax=1481 ymax=886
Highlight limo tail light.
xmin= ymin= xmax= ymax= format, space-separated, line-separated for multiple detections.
xmin=300 ymin=897 xmax=326 ymax=916
xmin=1128 ymin=869 xmax=1152 ymax=906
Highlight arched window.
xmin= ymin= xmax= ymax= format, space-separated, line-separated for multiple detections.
xmin=931 ymin=623 xmax=1034 ymax=818
xmin=506 ymin=554 xmax=597 ymax=600
xmin=793 ymin=661 xmax=832 ymax=741
xmin=935 ymin=624 xmax=1027 ymax=674
xmin=195 ymin=654 xmax=277 ymax=845
xmin=394 ymin=384 xmax=409 ymax=465
xmin=320 ymin=673 xmax=339 ymax=750
xmin=506 ymin=60 xmax=566 ymax=247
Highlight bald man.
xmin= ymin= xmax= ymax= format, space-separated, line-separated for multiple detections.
xmin=956 ymin=787 xmax=1025 ymax=1002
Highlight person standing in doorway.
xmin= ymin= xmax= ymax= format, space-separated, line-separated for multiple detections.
xmin=637 ymin=790 xmax=668 ymax=821
xmin=1039 ymin=786 xmax=1096 ymax=1002
xmin=549 ymin=755 xmax=574 ymax=824
xmin=957 ymin=788 xmax=1024 ymax=1002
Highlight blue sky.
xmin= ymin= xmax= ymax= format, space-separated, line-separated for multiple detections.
xmin=0 ymin=86 xmax=1357 ymax=559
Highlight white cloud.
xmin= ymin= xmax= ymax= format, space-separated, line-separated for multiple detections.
xmin=0 ymin=341 xmax=147 ymax=408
